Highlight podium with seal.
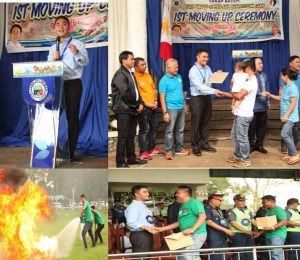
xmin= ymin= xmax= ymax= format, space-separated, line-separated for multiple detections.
xmin=13 ymin=61 xmax=75 ymax=168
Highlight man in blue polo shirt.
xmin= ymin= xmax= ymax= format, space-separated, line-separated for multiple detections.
xmin=159 ymin=58 xmax=190 ymax=160
xmin=279 ymin=55 xmax=300 ymax=153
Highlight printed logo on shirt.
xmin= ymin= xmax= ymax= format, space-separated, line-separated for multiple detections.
xmin=241 ymin=218 xmax=251 ymax=226
xmin=178 ymin=209 xmax=188 ymax=217
xmin=29 ymin=79 xmax=48 ymax=101
xmin=146 ymin=215 xmax=154 ymax=224
xmin=139 ymin=82 xmax=145 ymax=86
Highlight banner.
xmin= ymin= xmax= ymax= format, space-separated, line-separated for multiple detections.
xmin=170 ymin=0 xmax=283 ymax=43
xmin=6 ymin=2 xmax=108 ymax=53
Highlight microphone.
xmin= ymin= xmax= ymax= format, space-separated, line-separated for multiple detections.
xmin=56 ymin=36 xmax=60 ymax=60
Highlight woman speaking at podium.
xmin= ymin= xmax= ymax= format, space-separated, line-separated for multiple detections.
xmin=48 ymin=16 xmax=89 ymax=161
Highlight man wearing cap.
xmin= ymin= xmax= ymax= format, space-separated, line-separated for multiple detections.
xmin=125 ymin=185 xmax=157 ymax=252
xmin=227 ymin=194 xmax=257 ymax=260
xmin=205 ymin=194 xmax=234 ymax=260
xmin=261 ymin=195 xmax=287 ymax=260
xmin=109 ymin=199 xmax=127 ymax=226
xmin=285 ymin=198 xmax=300 ymax=260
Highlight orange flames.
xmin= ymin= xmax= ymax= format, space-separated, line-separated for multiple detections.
xmin=0 ymin=169 xmax=57 ymax=260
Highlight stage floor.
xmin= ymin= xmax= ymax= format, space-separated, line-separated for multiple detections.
xmin=0 ymin=147 xmax=107 ymax=169
xmin=108 ymin=145 xmax=299 ymax=169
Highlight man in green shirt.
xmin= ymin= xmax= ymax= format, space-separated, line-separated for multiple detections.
xmin=261 ymin=195 xmax=287 ymax=260
xmin=80 ymin=194 xmax=96 ymax=249
xmin=91 ymin=205 xmax=105 ymax=244
xmin=156 ymin=186 xmax=207 ymax=260
xmin=285 ymin=198 xmax=300 ymax=260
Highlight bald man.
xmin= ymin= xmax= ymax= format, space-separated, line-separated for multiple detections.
xmin=159 ymin=59 xmax=190 ymax=160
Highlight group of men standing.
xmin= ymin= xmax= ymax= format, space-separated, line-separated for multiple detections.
xmin=124 ymin=185 xmax=300 ymax=260
xmin=111 ymin=50 xmax=300 ymax=167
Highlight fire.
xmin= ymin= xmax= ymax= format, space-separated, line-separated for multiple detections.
xmin=0 ymin=169 xmax=57 ymax=260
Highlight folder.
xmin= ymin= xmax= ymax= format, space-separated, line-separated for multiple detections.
xmin=209 ymin=71 xmax=229 ymax=84
xmin=256 ymin=215 xmax=277 ymax=229
xmin=164 ymin=232 xmax=194 ymax=251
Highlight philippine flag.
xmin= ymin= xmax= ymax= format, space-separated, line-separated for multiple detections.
xmin=160 ymin=0 xmax=173 ymax=61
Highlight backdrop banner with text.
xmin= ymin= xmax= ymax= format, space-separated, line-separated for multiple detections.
xmin=170 ymin=0 xmax=283 ymax=43
xmin=6 ymin=2 xmax=108 ymax=53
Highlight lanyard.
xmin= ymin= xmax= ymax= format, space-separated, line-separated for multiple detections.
xmin=60 ymin=37 xmax=73 ymax=60
xmin=194 ymin=63 xmax=206 ymax=83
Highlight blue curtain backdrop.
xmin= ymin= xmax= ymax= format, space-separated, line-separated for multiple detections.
xmin=0 ymin=46 xmax=108 ymax=156
xmin=146 ymin=0 xmax=290 ymax=97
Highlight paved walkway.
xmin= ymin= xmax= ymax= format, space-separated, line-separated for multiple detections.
xmin=109 ymin=146 xmax=299 ymax=169
xmin=0 ymin=147 xmax=107 ymax=168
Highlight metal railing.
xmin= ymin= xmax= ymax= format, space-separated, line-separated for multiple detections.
xmin=109 ymin=244 xmax=300 ymax=259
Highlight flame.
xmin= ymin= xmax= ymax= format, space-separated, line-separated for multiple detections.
xmin=0 ymin=171 xmax=57 ymax=260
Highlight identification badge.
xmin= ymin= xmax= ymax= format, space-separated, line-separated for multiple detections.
xmin=146 ymin=215 xmax=154 ymax=224
xmin=220 ymin=219 xmax=227 ymax=227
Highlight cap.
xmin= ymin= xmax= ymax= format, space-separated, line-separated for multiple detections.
xmin=261 ymin=195 xmax=276 ymax=201
xmin=287 ymin=198 xmax=299 ymax=205
xmin=233 ymin=194 xmax=246 ymax=201
xmin=208 ymin=194 xmax=224 ymax=201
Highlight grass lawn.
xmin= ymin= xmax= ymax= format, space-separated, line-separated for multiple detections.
xmin=37 ymin=209 xmax=108 ymax=260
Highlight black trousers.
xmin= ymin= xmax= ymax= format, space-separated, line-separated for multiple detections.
xmin=207 ymin=239 xmax=227 ymax=260
xmin=82 ymin=221 xmax=95 ymax=248
xmin=116 ymin=113 xmax=137 ymax=164
xmin=190 ymin=95 xmax=212 ymax=152
xmin=130 ymin=231 xmax=153 ymax=253
xmin=94 ymin=224 xmax=104 ymax=244
xmin=248 ymin=111 xmax=268 ymax=147
xmin=286 ymin=231 xmax=300 ymax=260
xmin=231 ymin=233 xmax=254 ymax=260
xmin=63 ymin=79 xmax=82 ymax=157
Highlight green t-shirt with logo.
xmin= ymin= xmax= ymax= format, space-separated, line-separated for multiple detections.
xmin=178 ymin=198 xmax=206 ymax=234
xmin=84 ymin=200 xmax=93 ymax=222
xmin=264 ymin=206 xmax=287 ymax=239
xmin=94 ymin=210 xmax=105 ymax=225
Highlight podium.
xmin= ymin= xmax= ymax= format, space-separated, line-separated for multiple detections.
xmin=13 ymin=61 xmax=76 ymax=168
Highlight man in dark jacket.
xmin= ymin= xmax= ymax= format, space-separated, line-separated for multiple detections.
xmin=111 ymin=51 xmax=147 ymax=167
xmin=167 ymin=192 xmax=182 ymax=233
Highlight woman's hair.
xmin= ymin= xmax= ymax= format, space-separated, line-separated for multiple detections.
xmin=281 ymin=68 xmax=298 ymax=81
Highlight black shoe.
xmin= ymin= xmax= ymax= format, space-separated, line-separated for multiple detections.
xmin=127 ymin=158 xmax=147 ymax=165
xmin=201 ymin=145 xmax=217 ymax=153
xmin=70 ymin=155 xmax=81 ymax=162
xmin=116 ymin=163 xmax=129 ymax=168
xmin=192 ymin=150 xmax=202 ymax=156
xmin=256 ymin=146 xmax=268 ymax=153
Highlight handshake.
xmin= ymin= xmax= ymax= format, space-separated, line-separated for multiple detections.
xmin=143 ymin=226 xmax=161 ymax=234
xmin=215 ymin=89 xmax=232 ymax=98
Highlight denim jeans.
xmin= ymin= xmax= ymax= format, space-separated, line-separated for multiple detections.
xmin=231 ymin=116 xmax=253 ymax=162
xmin=178 ymin=233 xmax=207 ymax=260
xmin=165 ymin=109 xmax=185 ymax=153
xmin=266 ymin=237 xmax=285 ymax=260
xmin=137 ymin=108 xmax=158 ymax=153
xmin=281 ymin=121 xmax=298 ymax=156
